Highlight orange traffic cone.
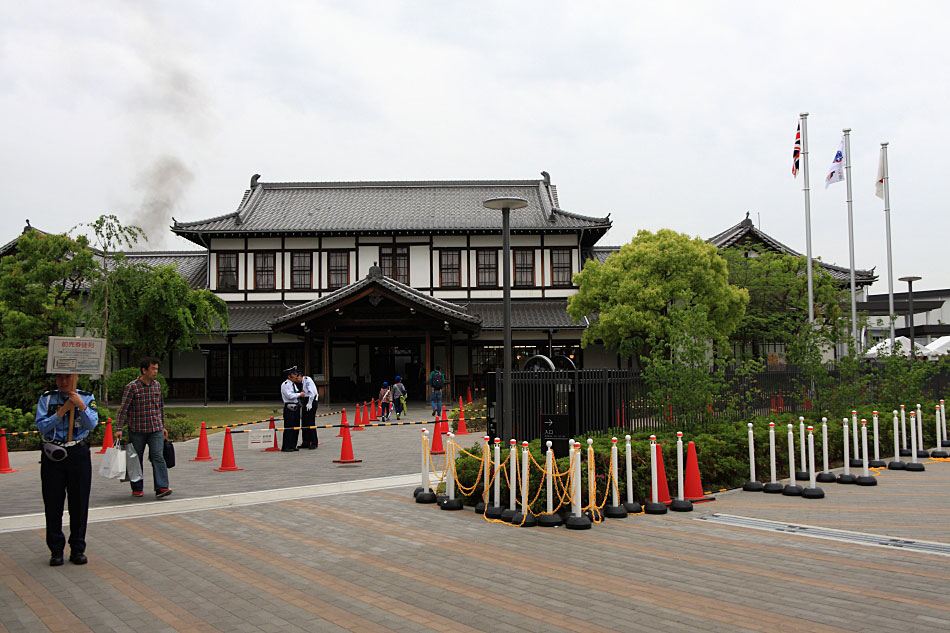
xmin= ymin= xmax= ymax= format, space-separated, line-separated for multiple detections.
xmin=370 ymin=399 xmax=379 ymax=421
xmin=0 ymin=429 xmax=18 ymax=474
xmin=653 ymin=443 xmax=672 ymax=505
xmin=190 ymin=422 xmax=214 ymax=462
xmin=263 ymin=417 xmax=280 ymax=452
xmin=337 ymin=408 xmax=350 ymax=437
xmin=352 ymin=403 xmax=365 ymax=431
xmin=684 ymin=441 xmax=716 ymax=503
xmin=97 ymin=418 xmax=114 ymax=454
xmin=455 ymin=397 xmax=469 ymax=435
xmin=214 ymin=427 xmax=244 ymax=472
xmin=466 ymin=386 xmax=473 ymax=404
xmin=333 ymin=411 xmax=362 ymax=464
xmin=430 ymin=421 xmax=445 ymax=455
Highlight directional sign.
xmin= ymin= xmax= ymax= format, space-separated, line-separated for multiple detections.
xmin=542 ymin=413 xmax=570 ymax=459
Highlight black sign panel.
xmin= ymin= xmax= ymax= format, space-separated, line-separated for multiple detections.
xmin=541 ymin=413 xmax=570 ymax=459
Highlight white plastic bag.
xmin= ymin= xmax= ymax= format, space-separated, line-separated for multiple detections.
xmin=122 ymin=442 xmax=143 ymax=483
xmin=98 ymin=440 xmax=126 ymax=479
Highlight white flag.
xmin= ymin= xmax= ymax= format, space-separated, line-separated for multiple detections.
xmin=875 ymin=147 xmax=885 ymax=198
xmin=825 ymin=137 xmax=846 ymax=188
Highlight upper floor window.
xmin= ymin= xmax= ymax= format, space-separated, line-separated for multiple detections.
xmin=327 ymin=251 xmax=349 ymax=290
xmin=217 ymin=253 xmax=238 ymax=291
xmin=476 ymin=249 xmax=497 ymax=287
xmin=513 ymin=249 xmax=534 ymax=287
xmin=440 ymin=250 xmax=461 ymax=288
xmin=550 ymin=248 xmax=573 ymax=286
xmin=291 ymin=252 xmax=312 ymax=290
xmin=380 ymin=246 xmax=409 ymax=284
xmin=254 ymin=252 xmax=276 ymax=290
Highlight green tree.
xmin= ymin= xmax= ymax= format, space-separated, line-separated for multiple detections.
xmin=568 ymin=229 xmax=748 ymax=359
xmin=105 ymin=262 xmax=228 ymax=359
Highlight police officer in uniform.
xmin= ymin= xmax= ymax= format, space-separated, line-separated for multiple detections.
xmin=280 ymin=367 xmax=305 ymax=451
xmin=35 ymin=373 xmax=99 ymax=566
xmin=298 ymin=372 xmax=319 ymax=449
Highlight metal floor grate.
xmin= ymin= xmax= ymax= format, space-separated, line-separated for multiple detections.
xmin=697 ymin=513 xmax=950 ymax=557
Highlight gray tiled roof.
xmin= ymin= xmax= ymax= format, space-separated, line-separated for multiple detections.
xmin=173 ymin=178 xmax=610 ymax=239
xmin=591 ymin=246 xmax=622 ymax=264
xmin=226 ymin=303 xmax=300 ymax=333
xmin=124 ymin=252 xmax=208 ymax=289
xmin=271 ymin=268 xmax=480 ymax=327
xmin=463 ymin=301 xmax=586 ymax=330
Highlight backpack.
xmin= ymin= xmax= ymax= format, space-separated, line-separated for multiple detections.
xmin=430 ymin=371 xmax=443 ymax=390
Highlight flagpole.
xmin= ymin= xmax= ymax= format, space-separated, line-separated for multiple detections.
xmin=843 ymin=128 xmax=859 ymax=352
xmin=800 ymin=113 xmax=815 ymax=323
xmin=882 ymin=142 xmax=895 ymax=348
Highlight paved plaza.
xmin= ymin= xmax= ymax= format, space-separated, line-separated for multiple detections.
xmin=1 ymin=409 xmax=948 ymax=633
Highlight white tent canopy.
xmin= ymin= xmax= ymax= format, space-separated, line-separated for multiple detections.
xmin=925 ymin=335 xmax=950 ymax=357
xmin=864 ymin=336 xmax=934 ymax=358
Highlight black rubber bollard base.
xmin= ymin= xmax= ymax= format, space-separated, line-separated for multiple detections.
xmin=869 ymin=460 xmax=887 ymax=468
xmin=816 ymin=472 xmax=837 ymax=483
xmin=436 ymin=494 xmax=448 ymax=505
xmin=917 ymin=450 xmax=931 ymax=458
xmin=782 ymin=484 xmax=803 ymax=496
xmin=484 ymin=503 xmax=503 ymax=519
xmin=763 ymin=482 xmax=785 ymax=494
xmin=605 ymin=505 xmax=629 ymax=518
xmin=624 ymin=501 xmax=643 ymax=513
xmin=440 ymin=497 xmax=463 ymax=511
xmin=511 ymin=512 xmax=537 ymax=527
xmin=743 ymin=480 xmax=765 ymax=492
xmin=931 ymin=450 xmax=950 ymax=458
xmin=836 ymin=473 xmax=857 ymax=484
xmin=795 ymin=471 xmax=809 ymax=481
xmin=855 ymin=475 xmax=878 ymax=486
xmin=670 ymin=499 xmax=694 ymax=512
xmin=474 ymin=501 xmax=486 ymax=514
xmin=887 ymin=461 xmax=906 ymax=470
xmin=416 ymin=490 xmax=437 ymax=504
xmin=565 ymin=514 xmax=592 ymax=529
xmin=942 ymin=440 xmax=950 ymax=447
xmin=849 ymin=459 xmax=864 ymax=468
xmin=500 ymin=508 xmax=516 ymax=523
xmin=644 ymin=501 xmax=668 ymax=514
xmin=538 ymin=513 xmax=564 ymax=527
xmin=899 ymin=448 xmax=913 ymax=456
xmin=412 ymin=487 xmax=423 ymax=498
xmin=802 ymin=486 xmax=825 ymax=499
xmin=905 ymin=462 xmax=926 ymax=472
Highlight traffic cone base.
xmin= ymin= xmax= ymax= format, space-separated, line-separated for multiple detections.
xmin=654 ymin=443 xmax=672 ymax=505
xmin=333 ymin=421 xmax=362 ymax=464
xmin=263 ymin=418 xmax=280 ymax=452
xmin=190 ymin=422 xmax=214 ymax=462
xmin=0 ymin=430 xmax=18 ymax=474
xmin=684 ymin=441 xmax=715 ymax=503
xmin=214 ymin=428 xmax=243 ymax=472
xmin=97 ymin=418 xmax=113 ymax=454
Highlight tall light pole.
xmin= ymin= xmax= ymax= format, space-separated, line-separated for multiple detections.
xmin=483 ymin=196 xmax=528 ymax=440
xmin=899 ymin=276 xmax=922 ymax=356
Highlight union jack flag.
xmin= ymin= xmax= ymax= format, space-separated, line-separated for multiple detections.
xmin=792 ymin=123 xmax=801 ymax=178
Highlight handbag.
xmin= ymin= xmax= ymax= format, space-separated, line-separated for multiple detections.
xmin=122 ymin=442 xmax=143 ymax=483
xmin=98 ymin=440 xmax=126 ymax=479
xmin=164 ymin=439 xmax=176 ymax=469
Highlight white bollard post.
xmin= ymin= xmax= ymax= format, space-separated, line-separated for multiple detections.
xmin=816 ymin=417 xmax=836 ymax=483
xmin=900 ymin=405 xmax=909 ymax=454
xmin=625 ymin=435 xmax=640 ymax=512
xmin=855 ymin=421 xmax=877 ymax=485
xmin=644 ymin=435 xmax=668 ymax=513
xmin=671 ymin=432 xmax=693 ymax=511
xmin=917 ymin=404 xmax=928 ymax=456
xmin=802 ymin=426 xmax=824 ymax=498
xmin=783 ymin=424 xmax=803 ymax=495
xmin=565 ymin=441 xmax=592 ymax=528
xmin=485 ymin=438 xmax=503 ymax=518
xmin=512 ymin=441 xmax=536 ymax=526
xmin=605 ymin=437 xmax=628 ymax=518
xmin=441 ymin=433 xmax=463 ymax=510
xmin=501 ymin=439 xmax=518 ymax=522
xmin=537 ymin=440 xmax=563 ymax=527
xmin=764 ymin=423 xmax=783 ymax=493
xmin=850 ymin=410 xmax=861 ymax=467
xmin=744 ymin=423 xmax=764 ymax=491
xmin=869 ymin=411 xmax=886 ymax=467
xmin=415 ymin=430 xmax=437 ymax=503
xmin=906 ymin=412 xmax=925 ymax=471
xmin=797 ymin=417 xmax=808 ymax=480
xmin=941 ymin=400 xmax=948 ymax=448
xmin=934 ymin=406 xmax=950 ymax=458
xmin=838 ymin=419 xmax=856 ymax=483
xmin=888 ymin=411 xmax=905 ymax=470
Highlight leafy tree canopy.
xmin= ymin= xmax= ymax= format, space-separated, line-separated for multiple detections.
xmin=567 ymin=229 xmax=748 ymax=358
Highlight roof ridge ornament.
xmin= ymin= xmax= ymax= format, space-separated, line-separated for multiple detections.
xmin=368 ymin=261 xmax=382 ymax=279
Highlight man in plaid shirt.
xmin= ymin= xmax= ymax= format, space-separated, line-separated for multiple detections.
xmin=115 ymin=357 xmax=171 ymax=498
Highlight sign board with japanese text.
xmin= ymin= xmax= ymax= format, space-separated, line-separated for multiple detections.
xmin=247 ymin=428 xmax=275 ymax=449
xmin=46 ymin=336 xmax=107 ymax=376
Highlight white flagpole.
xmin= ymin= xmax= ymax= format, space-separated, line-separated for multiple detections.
xmin=843 ymin=129 xmax=859 ymax=351
xmin=801 ymin=113 xmax=815 ymax=323
xmin=882 ymin=142 xmax=895 ymax=347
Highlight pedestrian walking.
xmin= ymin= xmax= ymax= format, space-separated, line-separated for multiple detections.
xmin=115 ymin=357 xmax=171 ymax=499
xmin=428 ymin=366 xmax=445 ymax=417
xmin=379 ymin=382 xmax=393 ymax=422
xmin=391 ymin=376 xmax=407 ymax=420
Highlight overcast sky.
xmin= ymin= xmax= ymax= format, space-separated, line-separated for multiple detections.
xmin=3 ymin=1 xmax=947 ymax=294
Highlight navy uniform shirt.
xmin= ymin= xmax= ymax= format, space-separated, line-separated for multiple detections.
xmin=35 ymin=390 xmax=99 ymax=442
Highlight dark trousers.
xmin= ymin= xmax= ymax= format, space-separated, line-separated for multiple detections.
xmin=40 ymin=443 xmax=91 ymax=555
xmin=300 ymin=403 xmax=318 ymax=447
xmin=282 ymin=405 xmax=300 ymax=450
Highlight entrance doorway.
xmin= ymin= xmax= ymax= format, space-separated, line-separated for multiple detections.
xmin=368 ymin=343 xmax=425 ymax=399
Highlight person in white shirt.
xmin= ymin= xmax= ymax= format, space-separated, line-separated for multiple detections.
xmin=299 ymin=373 xmax=319 ymax=449
xmin=280 ymin=367 xmax=306 ymax=452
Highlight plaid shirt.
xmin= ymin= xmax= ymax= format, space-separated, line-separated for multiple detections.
xmin=116 ymin=377 xmax=164 ymax=433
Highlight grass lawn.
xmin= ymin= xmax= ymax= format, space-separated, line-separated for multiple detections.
xmin=166 ymin=406 xmax=283 ymax=439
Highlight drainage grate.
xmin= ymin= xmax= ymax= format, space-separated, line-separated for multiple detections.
xmin=697 ymin=513 xmax=950 ymax=557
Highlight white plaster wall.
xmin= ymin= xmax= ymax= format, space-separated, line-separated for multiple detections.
xmin=319 ymin=251 xmax=327 ymax=288
xmin=511 ymin=289 xmax=544 ymax=298
xmin=433 ymin=236 xmax=466 ymax=247
xmin=281 ymin=252 xmax=291 ymax=288
xmin=322 ymin=237 xmax=356 ymax=249
xmin=285 ymin=237 xmax=316 ymax=249
xmin=360 ymin=236 xmax=392 ymax=244
xmin=545 ymin=289 xmax=579 ymax=299
xmin=510 ymin=235 xmax=541 ymax=247
xmin=544 ymin=234 xmax=576 ymax=246
xmin=469 ymin=290 xmax=504 ymax=299
xmin=209 ymin=255 xmax=218 ymax=289
xmin=216 ymin=293 xmax=244 ymax=302
xmin=287 ymin=292 xmax=320 ymax=301
xmin=469 ymin=235 xmax=500 ymax=247
xmin=210 ymin=238 xmax=244 ymax=250
xmin=247 ymin=237 xmax=281 ymax=249
xmin=349 ymin=251 xmax=357 ymax=285
xmin=274 ymin=254 xmax=283 ymax=289
xmin=358 ymin=245 xmax=378 ymax=279
xmin=410 ymin=245 xmax=430 ymax=287
xmin=237 ymin=255 xmax=247 ymax=290
xmin=251 ymin=292 xmax=282 ymax=301
xmin=433 ymin=290 xmax=468 ymax=301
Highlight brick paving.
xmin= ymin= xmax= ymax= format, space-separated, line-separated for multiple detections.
xmin=1 ymin=415 xmax=948 ymax=632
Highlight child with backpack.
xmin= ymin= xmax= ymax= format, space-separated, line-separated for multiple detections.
xmin=378 ymin=381 xmax=393 ymax=422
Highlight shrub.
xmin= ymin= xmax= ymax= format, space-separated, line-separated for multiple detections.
xmin=164 ymin=412 xmax=198 ymax=442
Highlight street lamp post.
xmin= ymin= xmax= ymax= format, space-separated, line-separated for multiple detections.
xmin=898 ymin=276 xmax=922 ymax=356
xmin=483 ymin=196 xmax=528 ymax=440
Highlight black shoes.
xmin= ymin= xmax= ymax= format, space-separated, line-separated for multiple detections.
xmin=69 ymin=552 xmax=88 ymax=565
xmin=50 ymin=554 xmax=64 ymax=566
xmin=280 ymin=448 xmax=299 ymax=452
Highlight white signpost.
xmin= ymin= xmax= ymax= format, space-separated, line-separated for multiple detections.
xmin=46 ymin=336 xmax=107 ymax=376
